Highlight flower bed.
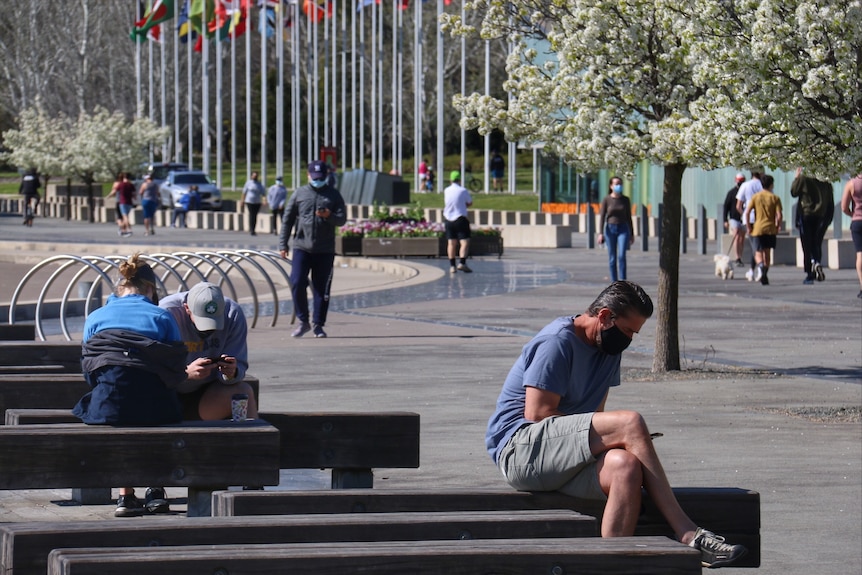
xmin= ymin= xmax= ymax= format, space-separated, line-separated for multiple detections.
xmin=336 ymin=205 xmax=503 ymax=258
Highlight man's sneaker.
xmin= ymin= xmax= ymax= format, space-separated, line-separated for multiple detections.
xmin=745 ymin=269 xmax=754 ymax=282
xmin=689 ymin=527 xmax=747 ymax=568
xmin=754 ymin=263 xmax=764 ymax=283
xmin=291 ymin=322 xmax=311 ymax=337
xmin=313 ymin=325 xmax=327 ymax=338
xmin=450 ymin=265 xmax=457 ymax=274
xmin=144 ymin=487 xmax=170 ymax=514
xmin=734 ymin=258 xmax=745 ymax=267
xmin=457 ymin=263 xmax=473 ymax=273
xmin=803 ymin=277 xmax=814 ymax=285
xmin=114 ymin=493 xmax=144 ymax=517
xmin=814 ymin=262 xmax=825 ymax=281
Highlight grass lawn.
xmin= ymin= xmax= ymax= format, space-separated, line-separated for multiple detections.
xmin=1 ymin=162 xmax=542 ymax=212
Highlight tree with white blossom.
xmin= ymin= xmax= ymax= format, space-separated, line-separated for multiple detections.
xmin=1 ymin=106 xmax=72 ymax=188
xmin=687 ymin=0 xmax=862 ymax=179
xmin=447 ymin=0 xmax=861 ymax=371
xmin=446 ymin=0 xmax=728 ymax=371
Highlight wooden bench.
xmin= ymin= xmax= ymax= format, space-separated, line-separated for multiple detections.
xmin=4 ymin=409 xmax=421 ymax=490
xmin=0 ymin=342 xmax=81 ymax=372
xmin=46 ymin=537 xmax=702 ymax=575
xmin=212 ymin=487 xmax=761 ymax=567
xmin=0 ymin=373 xmax=262 ymax=424
xmin=0 ymin=421 xmax=281 ymax=517
xmin=0 ymin=324 xmax=36 ymax=341
xmin=1 ymin=509 xmax=595 ymax=575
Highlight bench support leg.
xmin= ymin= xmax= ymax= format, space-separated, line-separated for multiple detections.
xmin=331 ymin=468 xmax=373 ymax=489
xmin=187 ymin=487 xmax=218 ymax=517
xmin=71 ymin=487 xmax=113 ymax=505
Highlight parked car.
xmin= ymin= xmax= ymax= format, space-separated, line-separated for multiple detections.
xmin=158 ymin=171 xmax=222 ymax=211
xmin=132 ymin=162 xmax=189 ymax=189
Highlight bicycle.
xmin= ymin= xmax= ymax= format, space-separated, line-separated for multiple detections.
xmin=463 ymin=171 xmax=482 ymax=193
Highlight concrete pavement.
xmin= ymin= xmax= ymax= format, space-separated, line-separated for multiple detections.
xmin=0 ymin=212 xmax=860 ymax=574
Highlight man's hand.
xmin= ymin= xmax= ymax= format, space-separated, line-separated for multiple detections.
xmin=316 ymin=207 xmax=331 ymax=219
xmin=186 ymin=356 xmax=216 ymax=380
xmin=212 ymin=355 xmax=238 ymax=381
xmin=279 ymin=249 xmax=289 ymax=259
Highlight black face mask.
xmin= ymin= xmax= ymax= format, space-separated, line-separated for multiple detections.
xmin=194 ymin=328 xmax=215 ymax=340
xmin=598 ymin=323 xmax=632 ymax=355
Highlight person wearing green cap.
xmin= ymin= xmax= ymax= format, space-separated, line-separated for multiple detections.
xmin=443 ymin=170 xmax=474 ymax=274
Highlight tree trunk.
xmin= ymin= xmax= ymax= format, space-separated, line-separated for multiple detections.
xmin=652 ymin=162 xmax=686 ymax=372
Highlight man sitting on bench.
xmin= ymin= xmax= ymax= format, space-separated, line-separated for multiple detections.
xmin=160 ymin=282 xmax=258 ymax=421
xmin=485 ymin=281 xmax=747 ymax=568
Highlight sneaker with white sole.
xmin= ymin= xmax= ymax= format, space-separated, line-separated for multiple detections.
xmin=689 ymin=527 xmax=747 ymax=568
xmin=114 ymin=493 xmax=144 ymax=517
xmin=144 ymin=486 xmax=170 ymax=514
xmin=814 ymin=262 xmax=825 ymax=282
xmin=457 ymin=263 xmax=472 ymax=273
xmin=291 ymin=322 xmax=311 ymax=338
xmin=313 ymin=325 xmax=327 ymax=338
xmin=450 ymin=266 xmax=457 ymax=274
xmin=754 ymin=263 xmax=764 ymax=283
xmin=745 ymin=269 xmax=754 ymax=282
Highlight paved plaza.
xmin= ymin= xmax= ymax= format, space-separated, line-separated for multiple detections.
xmin=0 ymin=212 xmax=860 ymax=574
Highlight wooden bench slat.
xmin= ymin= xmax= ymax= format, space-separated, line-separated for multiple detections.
xmin=47 ymin=537 xmax=702 ymax=575
xmin=212 ymin=487 xmax=760 ymax=567
xmin=259 ymin=411 xmax=420 ymax=469
xmin=0 ymin=375 xmax=261 ymax=423
xmin=0 ymin=342 xmax=81 ymax=372
xmin=1 ymin=510 xmax=596 ymax=575
xmin=0 ymin=421 xmax=280 ymax=490
xmin=0 ymin=324 xmax=36 ymax=341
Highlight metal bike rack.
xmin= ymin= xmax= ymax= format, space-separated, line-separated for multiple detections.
xmin=7 ymin=249 xmax=294 ymax=341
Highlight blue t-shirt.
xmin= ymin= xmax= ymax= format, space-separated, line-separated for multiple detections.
xmin=83 ymin=293 xmax=181 ymax=343
xmin=485 ymin=315 xmax=621 ymax=464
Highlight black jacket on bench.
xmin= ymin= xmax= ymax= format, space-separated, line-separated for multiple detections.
xmin=74 ymin=329 xmax=188 ymax=425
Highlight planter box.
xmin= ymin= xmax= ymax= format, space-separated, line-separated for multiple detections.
xmin=336 ymin=235 xmax=363 ymax=256
xmin=470 ymin=235 xmax=504 ymax=258
xmin=362 ymin=237 xmax=440 ymax=258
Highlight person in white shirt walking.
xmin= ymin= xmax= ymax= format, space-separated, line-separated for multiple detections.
xmin=443 ymin=170 xmax=474 ymax=274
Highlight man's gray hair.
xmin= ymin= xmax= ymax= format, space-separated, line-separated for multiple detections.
xmin=587 ymin=281 xmax=653 ymax=319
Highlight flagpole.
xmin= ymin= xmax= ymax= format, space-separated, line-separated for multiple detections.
xmin=413 ymin=0 xmax=421 ymax=191
xmin=230 ymin=1 xmax=237 ymax=192
xmin=149 ymin=34 xmax=155 ymax=162
xmin=331 ymin=0 xmax=337 ymax=158
xmin=351 ymin=0 xmax=357 ymax=169
xmin=246 ymin=0 xmax=252 ymax=181
xmin=187 ymin=5 xmax=193 ymax=169
xmin=391 ymin=0 xmax=397 ymax=172
xmin=459 ymin=0 xmax=465 ymax=178
xmin=161 ymin=34 xmax=168 ymax=160
xmin=174 ymin=1 xmax=181 ymax=163
xmin=483 ymin=39 xmax=489 ymax=193
xmin=216 ymin=39 xmax=223 ymax=190
xmin=292 ymin=1 xmax=300 ymax=185
xmin=371 ymin=1 xmax=377 ymax=171
xmin=377 ymin=0 xmax=383 ymax=171
xmin=136 ymin=2 xmax=142 ymax=120
xmin=436 ymin=0 xmax=443 ymax=193
xmin=307 ymin=8 xmax=314 ymax=162
xmin=341 ymin=0 xmax=347 ymax=172
xmin=202 ymin=0 xmax=210 ymax=175
xmin=277 ymin=0 xmax=284 ymax=179
xmin=359 ymin=1 xmax=365 ymax=168
xmin=261 ymin=2 xmax=268 ymax=185
xmin=323 ymin=1 xmax=330 ymax=148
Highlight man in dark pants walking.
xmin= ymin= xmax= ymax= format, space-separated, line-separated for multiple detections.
xmin=279 ymin=161 xmax=346 ymax=339
xmin=791 ymin=167 xmax=834 ymax=284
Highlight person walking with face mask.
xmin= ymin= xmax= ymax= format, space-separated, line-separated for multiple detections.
xmin=279 ymin=160 xmax=347 ymax=338
xmin=485 ymin=281 xmax=747 ymax=569
xmin=597 ymin=177 xmax=634 ymax=281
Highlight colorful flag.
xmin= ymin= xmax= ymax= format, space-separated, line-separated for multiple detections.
xmin=131 ymin=0 xmax=176 ymax=40
xmin=177 ymin=0 xmax=198 ymax=43
xmin=303 ymin=0 xmax=331 ymax=22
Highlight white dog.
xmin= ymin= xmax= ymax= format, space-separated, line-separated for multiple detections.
xmin=714 ymin=254 xmax=734 ymax=280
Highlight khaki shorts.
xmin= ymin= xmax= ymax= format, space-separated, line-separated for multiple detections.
xmin=498 ymin=412 xmax=606 ymax=501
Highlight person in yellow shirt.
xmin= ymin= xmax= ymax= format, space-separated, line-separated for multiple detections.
xmin=743 ymin=174 xmax=782 ymax=285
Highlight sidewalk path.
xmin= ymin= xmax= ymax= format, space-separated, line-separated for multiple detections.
xmin=1 ymin=212 xmax=860 ymax=575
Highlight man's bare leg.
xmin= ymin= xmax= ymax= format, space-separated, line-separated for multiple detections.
xmin=591 ymin=410 xmax=697 ymax=542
